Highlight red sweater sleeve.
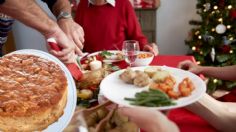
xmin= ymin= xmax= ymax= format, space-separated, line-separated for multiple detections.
xmin=124 ymin=0 xmax=148 ymax=50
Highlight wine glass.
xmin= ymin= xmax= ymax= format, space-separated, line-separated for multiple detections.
xmin=122 ymin=40 xmax=140 ymax=67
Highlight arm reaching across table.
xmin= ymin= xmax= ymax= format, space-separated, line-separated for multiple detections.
xmin=178 ymin=60 xmax=236 ymax=81
xmin=186 ymin=93 xmax=236 ymax=132
xmin=178 ymin=60 xmax=236 ymax=131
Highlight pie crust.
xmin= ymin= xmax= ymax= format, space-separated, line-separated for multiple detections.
xmin=0 ymin=54 xmax=67 ymax=131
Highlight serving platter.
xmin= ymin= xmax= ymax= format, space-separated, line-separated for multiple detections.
xmin=100 ymin=66 xmax=206 ymax=110
xmin=9 ymin=49 xmax=77 ymax=132
xmin=87 ymin=50 xmax=124 ymax=63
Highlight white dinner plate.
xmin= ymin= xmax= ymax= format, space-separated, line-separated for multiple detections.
xmin=87 ymin=50 xmax=124 ymax=63
xmin=100 ymin=66 xmax=206 ymax=110
xmin=8 ymin=49 xmax=77 ymax=132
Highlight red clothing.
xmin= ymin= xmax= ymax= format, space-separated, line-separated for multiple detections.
xmin=75 ymin=0 xmax=148 ymax=53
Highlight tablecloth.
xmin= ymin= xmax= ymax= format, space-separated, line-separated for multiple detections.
xmin=114 ymin=55 xmax=236 ymax=131
xmin=150 ymin=55 xmax=217 ymax=131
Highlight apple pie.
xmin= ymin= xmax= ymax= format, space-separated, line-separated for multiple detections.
xmin=0 ymin=54 xmax=67 ymax=131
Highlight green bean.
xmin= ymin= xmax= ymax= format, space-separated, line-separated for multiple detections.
xmin=124 ymin=98 xmax=138 ymax=101
xmin=124 ymin=89 xmax=176 ymax=107
xmin=134 ymin=98 xmax=164 ymax=105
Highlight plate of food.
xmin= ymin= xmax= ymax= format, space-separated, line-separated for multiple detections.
xmin=87 ymin=50 xmax=124 ymax=63
xmin=0 ymin=49 xmax=77 ymax=131
xmin=100 ymin=66 xmax=206 ymax=110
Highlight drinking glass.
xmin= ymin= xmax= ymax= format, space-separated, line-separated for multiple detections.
xmin=122 ymin=40 xmax=140 ymax=67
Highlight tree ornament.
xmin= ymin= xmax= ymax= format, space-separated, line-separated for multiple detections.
xmin=203 ymin=33 xmax=215 ymax=43
xmin=230 ymin=9 xmax=236 ymax=20
xmin=210 ymin=48 xmax=216 ymax=62
xmin=204 ymin=3 xmax=211 ymax=11
xmin=216 ymin=24 xmax=226 ymax=34
xmin=218 ymin=0 xmax=225 ymax=8
xmin=221 ymin=45 xmax=231 ymax=53
xmin=223 ymin=36 xmax=230 ymax=45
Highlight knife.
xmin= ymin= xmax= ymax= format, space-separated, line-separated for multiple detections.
xmin=47 ymin=38 xmax=83 ymax=80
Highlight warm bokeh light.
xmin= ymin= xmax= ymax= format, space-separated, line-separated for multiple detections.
xmin=213 ymin=6 xmax=218 ymax=10
xmin=192 ymin=46 xmax=196 ymax=51
xmin=213 ymin=79 xmax=218 ymax=83
xmin=218 ymin=18 xmax=223 ymax=22
xmin=195 ymin=31 xmax=200 ymax=35
xmin=227 ymin=25 xmax=231 ymax=29
xmin=198 ymin=35 xmax=202 ymax=39
xmin=228 ymin=5 xmax=232 ymax=9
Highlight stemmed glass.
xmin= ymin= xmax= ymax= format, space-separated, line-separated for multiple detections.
xmin=122 ymin=40 xmax=140 ymax=67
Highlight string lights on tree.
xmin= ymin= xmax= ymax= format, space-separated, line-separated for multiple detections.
xmin=185 ymin=0 xmax=236 ymax=93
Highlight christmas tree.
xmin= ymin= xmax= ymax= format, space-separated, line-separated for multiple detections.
xmin=185 ymin=0 xmax=236 ymax=93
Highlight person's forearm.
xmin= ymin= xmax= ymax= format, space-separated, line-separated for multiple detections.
xmin=0 ymin=0 xmax=59 ymax=36
xmin=52 ymin=0 xmax=72 ymax=17
xmin=200 ymin=65 xmax=236 ymax=81
xmin=148 ymin=111 xmax=179 ymax=132
xmin=186 ymin=94 xmax=236 ymax=131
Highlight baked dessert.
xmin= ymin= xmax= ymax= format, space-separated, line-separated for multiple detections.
xmin=0 ymin=54 xmax=67 ymax=131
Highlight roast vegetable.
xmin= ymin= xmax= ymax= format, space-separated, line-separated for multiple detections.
xmin=77 ymin=89 xmax=93 ymax=100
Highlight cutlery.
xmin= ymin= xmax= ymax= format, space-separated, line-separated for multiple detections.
xmin=96 ymin=107 xmax=116 ymax=132
xmin=82 ymin=100 xmax=112 ymax=117
xmin=47 ymin=38 xmax=83 ymax=80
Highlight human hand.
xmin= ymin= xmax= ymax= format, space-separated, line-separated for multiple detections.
xmin=178 ymin=60 xmax=203 ymax=74
xmin=118 ymin=107 xmax=179 ymax=132
xmin=57 ymin=18 xmax=84 ymax=55
xmin=45 ymin=27 xmax=79 ymax=64
xmin=144 ymin=43 xmax=159 ymax=56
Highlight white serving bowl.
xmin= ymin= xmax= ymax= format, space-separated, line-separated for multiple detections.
xmin=133 ymin=51 xmax=154 ymax=66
